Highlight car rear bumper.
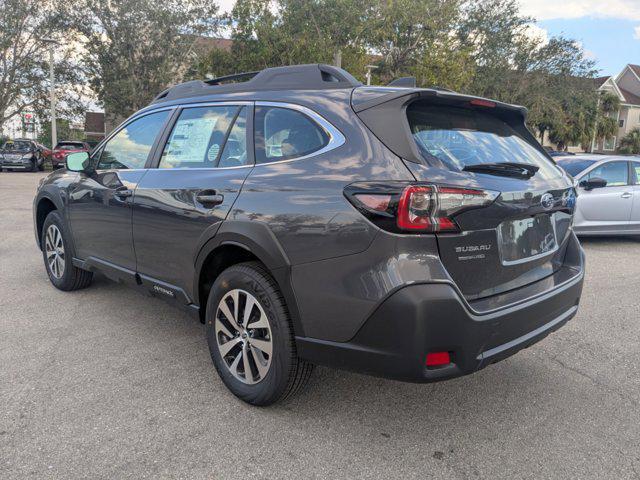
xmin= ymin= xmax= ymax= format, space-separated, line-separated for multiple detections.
xmin=296 ymin=234 xmax=585 ymax=382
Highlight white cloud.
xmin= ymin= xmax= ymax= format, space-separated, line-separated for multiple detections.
xmin=519 ymin=0 xmax=640 ymax=21
xmin=216 ymin=0 xmax=236 ymax=14
xmin=634 ymin=25 xmax=640 ymax=39
xmin=523 ymin=23 xmax=549 ymax=45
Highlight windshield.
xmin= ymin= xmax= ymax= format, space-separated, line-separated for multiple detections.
xmin=2 ymin=140 xmax=30 ymax=151
xmin=407 ymin=103 xmax=561 ymax=179
xmin=557 ymin=159 xmax=597 ymax=177
xmin=55 ymin=142 xmax=84 ymax=150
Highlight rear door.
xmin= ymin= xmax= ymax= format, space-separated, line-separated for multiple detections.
xmin=630 ymin=161 xmax=640 ymax=231
xmin=576 ymin=161 xmax=632 ymax=232
xmin=132 ymin=102 xmax=253 ymax=302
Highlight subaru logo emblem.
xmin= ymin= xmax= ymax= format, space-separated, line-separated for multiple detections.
xmin=540 ymin=193 xmax=555 ymax=210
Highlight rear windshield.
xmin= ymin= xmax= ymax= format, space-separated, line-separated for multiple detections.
xmin=55 ymin=142 xmax=84 ymax=150
xmin=557 ymin=159 xmax=596 ymax=177
xmin=407 ymin=103 xmax=561 ymax=179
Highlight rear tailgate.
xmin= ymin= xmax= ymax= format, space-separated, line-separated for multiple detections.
xmin=353 ymin=87 xmax=576 ymax=300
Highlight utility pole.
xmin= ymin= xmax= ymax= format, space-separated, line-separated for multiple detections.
xmin=333 ymin=50 xmax=342 ymax=68
xmin=41 ymin=38 xmax=57 ymax=149
xmin=590 ymin=95 xmax=601 ymax=153
xmin=365 ymin=65 xmax=378 ymax=86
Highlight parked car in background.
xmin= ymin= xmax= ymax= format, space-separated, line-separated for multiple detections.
xmin=36 ymin=143 xmax=52 ymax=162
xmin=33 ymin=64 xmax=584 ymax=405
xmin=0 ymin=139 xmax=45 ymax=171
xmin=556 ymin=154 xmax=640 ymax=235
xmin=51 ymin=141 xmax=91 ymax=169
xmin=548 ymin=150 xmax=576 ymax=157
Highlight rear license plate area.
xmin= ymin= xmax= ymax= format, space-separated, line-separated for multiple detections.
xmin=498 ymin=214 xmax=557 ymax=265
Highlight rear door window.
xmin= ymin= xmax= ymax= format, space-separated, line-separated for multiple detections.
xmin=218 ymin=107 xmax=249 ymax=168
xmin=406 ymin=103 xmax=561 ymax=179
xmin=254 ymin=106 xmax=329 ymax=163
xmin=632 ymin=162 xmax=640 ymax=184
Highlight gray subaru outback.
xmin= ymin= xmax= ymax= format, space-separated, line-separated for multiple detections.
xmin=33 ymin=64 xmax=584 ymax=405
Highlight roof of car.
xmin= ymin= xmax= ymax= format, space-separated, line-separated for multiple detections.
xmin=150 ymin=64 xmax=526 ymax=118
xmin=557 ymin=154 xmax=637 ymax=163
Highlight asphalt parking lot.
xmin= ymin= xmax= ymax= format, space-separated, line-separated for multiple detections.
xmin=1 ymin=171 xmax=639 ymax=479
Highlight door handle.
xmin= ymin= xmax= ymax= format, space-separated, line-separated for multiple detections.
xmin=621 ymin=192 xmax=633 ymax=199
xmin=114 ymin=188 xmax=133 ymax=199
xmin=196 ymin=191 xmax=224 ymax=206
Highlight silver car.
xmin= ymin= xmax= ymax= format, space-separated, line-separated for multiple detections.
xmin=557 ymin=155 xmax=640 ymax=235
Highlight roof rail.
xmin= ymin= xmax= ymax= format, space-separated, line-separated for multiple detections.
xmin=152 ymin=64 xmax=362 ymax=104
xmin=205 ymin=71 xmax=260 ymax=85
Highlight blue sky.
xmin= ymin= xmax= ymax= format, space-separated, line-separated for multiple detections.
xmin=518 ymin=0 xmax=640 ymax=77
xmin=539 ymin=17 xmax=640 ymax=76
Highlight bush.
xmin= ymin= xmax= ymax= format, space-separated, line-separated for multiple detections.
xmin=618 ymin=128 xmax=640 ymax=154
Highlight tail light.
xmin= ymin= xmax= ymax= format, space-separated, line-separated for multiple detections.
xmin=345 ymin=182 xmax=498 ymax=234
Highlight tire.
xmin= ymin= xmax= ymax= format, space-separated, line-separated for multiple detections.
xmin=205 ymin=261 xmax=313 ymax=406
xmin=30 ymin=158 xmax=38 ymax=172
xmin=41 ymin=210 xmax=93 ymax=291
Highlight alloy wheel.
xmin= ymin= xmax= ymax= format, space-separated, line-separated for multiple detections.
xmin=45 ymin=224 xmax=65 ymax=279
xmin=215 ymin=289 xmax=273 ymax=385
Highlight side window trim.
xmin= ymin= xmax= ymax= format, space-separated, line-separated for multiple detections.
xmin=92 ymin=107 xmax=177 ymax=171
xmin=254 ymin=101 xmax=346 ymax=166
xmin=148 ymin=101 xmax=255 ymax=170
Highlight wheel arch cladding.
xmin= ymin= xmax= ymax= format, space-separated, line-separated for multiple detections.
xmin=35 ymin=196 xmax=59 ymax=248
xmin=194 ymin=221 xmax=305 ymax=336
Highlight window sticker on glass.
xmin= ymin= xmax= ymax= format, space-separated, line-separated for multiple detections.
xmin=160 ymin=106 xmax=237 ymax=169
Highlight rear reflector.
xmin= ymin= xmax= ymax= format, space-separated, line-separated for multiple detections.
xmin=426 ymin=351 xmax=451 ymax=367
xmin=354 ymin=193 xmax=391 ymax=212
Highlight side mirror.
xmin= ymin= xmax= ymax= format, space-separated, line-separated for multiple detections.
xmin=579 ymin=177 xmax=607 ymax=191
xmin=65 ymin=152 xmax=91 ymax=172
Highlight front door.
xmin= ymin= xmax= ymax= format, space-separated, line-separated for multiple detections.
xmin=67 ymin=110 xmax=172 ymax=274
xmin=576 ymin=160 xmax=633 ymax=233
xmin=132 ymin=104 xmax=253 ymax=301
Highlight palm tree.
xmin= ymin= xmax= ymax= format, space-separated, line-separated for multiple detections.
xmin=618 ymin=128 xmax=640 ymax=154
xmin=591 ymin=92 xmax=620 ymax=151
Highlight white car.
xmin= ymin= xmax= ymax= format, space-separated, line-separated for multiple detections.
xmin=557 ymin=155 xmax=640 ymax=235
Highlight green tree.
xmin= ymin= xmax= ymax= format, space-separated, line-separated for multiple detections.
xmin=37 ymin=119 xmax=84 ymax=146
xmin=618 ymin=128 xmax=640 ymax=154
xmin=192 ymin=0 xmax=369 ymax=81
xmin=0 ymin=0 xmax=85 ymax=132
xmin=594 ymin=92 xmax=620 ymax=147
xmin=77 ymin=0 xmax=220 ymax=125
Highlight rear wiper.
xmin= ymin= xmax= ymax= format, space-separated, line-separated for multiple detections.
xmin=462 ymin=162 xmax=539 ymax=179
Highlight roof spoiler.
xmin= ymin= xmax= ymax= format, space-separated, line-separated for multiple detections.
xmin=353 ymin=88 xmax=527 ymax=119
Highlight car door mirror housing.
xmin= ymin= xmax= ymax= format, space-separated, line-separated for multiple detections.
xmin=66 ymin=152 xmax=91 ymax=172
xmin=579 ymin=177 xmax=607 ymax=191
